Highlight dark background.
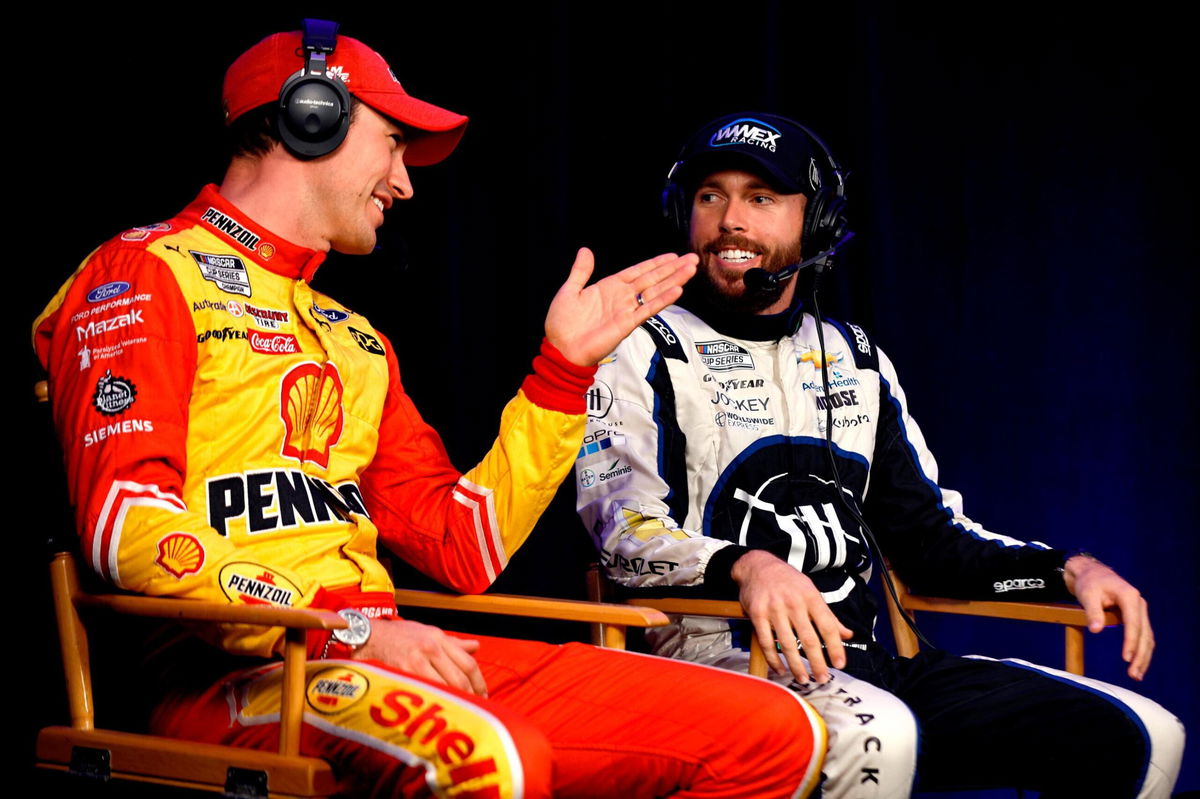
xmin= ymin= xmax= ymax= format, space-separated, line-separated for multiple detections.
xmin=22 ymin=4 xmax=1195 ymax=795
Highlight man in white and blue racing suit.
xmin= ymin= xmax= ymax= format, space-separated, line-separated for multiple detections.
xmin=576 ymin=112 xmax=1185 ymax=798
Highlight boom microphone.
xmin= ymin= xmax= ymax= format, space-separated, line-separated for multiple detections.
xmin=743 ymin=231 xmax=856 ymax=292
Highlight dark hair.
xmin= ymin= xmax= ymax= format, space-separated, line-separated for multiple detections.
xmin=225 ymin=98 xmax=360 ymax=161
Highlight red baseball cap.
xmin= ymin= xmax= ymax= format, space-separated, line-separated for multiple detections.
xmin=223 ymin=30 xmax=467 ymax=165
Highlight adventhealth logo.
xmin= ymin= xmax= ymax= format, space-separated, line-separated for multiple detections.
xmin=710 ymin=119 xmax=782 ymax=151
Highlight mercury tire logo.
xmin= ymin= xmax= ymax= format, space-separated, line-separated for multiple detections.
xmin=709 ymin=118 xmax=782 ymax=152
xmin=93 ymin=370 xmax=137 ymax=415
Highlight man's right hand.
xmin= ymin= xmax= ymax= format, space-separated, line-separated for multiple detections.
xmin=731 ymin=550 xmax=854 ymax=684
xmin=353 ymin=618 xmax=488 ymax=697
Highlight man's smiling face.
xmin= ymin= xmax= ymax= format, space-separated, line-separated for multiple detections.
xmin=689 ymin=169 xmax=806 ymax=315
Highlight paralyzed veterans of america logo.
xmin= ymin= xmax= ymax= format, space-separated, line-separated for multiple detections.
xmin=709 ymin=118 xmax=782 ymax=152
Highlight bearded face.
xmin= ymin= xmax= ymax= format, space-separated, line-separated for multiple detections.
xmin=687 ymin=170 xmax=807 ymax=315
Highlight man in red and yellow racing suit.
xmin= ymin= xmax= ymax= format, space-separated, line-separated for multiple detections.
xmin=32 ymin=25 xmax=825 ymax=799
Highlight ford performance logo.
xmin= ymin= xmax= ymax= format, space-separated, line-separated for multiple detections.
xmin=87 ymin=281 xmax=131 ymax=303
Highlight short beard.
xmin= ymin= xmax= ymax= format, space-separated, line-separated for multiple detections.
xmin=694 ymin=234 xmax=803 ymax=314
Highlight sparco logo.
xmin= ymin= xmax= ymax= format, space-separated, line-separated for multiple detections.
xmin=710 ymin=118 xmax=782 ymax=152
xmin=646 ymin=316 xmax=676 ymax=344
xmin=847 ymin=323 xmax=871 ymax=356
xmin=993 ymin=578 xmax=1045 ymax=593
xmin=93 ymin=370 xmax=137 ymax=415
xmin=200 ymin=207 xmax=261 ymax=251
xmin=249 ymin=331 xmax=300 ymax=354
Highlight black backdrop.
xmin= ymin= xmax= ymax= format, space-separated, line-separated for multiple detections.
xmin=22 ymin=5 xmax=1195 ymax=794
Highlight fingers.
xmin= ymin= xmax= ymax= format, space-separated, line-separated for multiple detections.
xmin=444 ymin=638 xmax=489 ymax=697
xmin=751 ymin=615 xmax=792 ymax=678
xmin=1120 ymin=594 xmax=1153 ymax=680
xmin=562 ymin=247 xmax=596 ymax=291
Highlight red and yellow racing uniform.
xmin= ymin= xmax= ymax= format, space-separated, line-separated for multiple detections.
xmin=34 ymin=185 xmax=825 ymax=798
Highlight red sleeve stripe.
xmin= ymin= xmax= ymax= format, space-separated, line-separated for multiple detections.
xmin=92 ymin=481 xmax=186 ymax=586
xmin=451 ymin=477 xmax=506 ymax=583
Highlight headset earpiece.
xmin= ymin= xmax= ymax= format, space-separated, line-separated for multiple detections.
xmin=277 ymin=19 xmax=351 ymax=159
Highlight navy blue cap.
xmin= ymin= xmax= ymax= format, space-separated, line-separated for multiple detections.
xmin=668 ymin=112 xmax=822 ymax=197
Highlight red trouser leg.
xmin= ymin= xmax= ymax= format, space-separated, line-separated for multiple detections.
xmin=151 ymin=635 xmax=824 ymax=798
xmin=151 ymin=658 xmax=553 ymax=799
xmin=472 ymin=636 xmax=826 ymax=798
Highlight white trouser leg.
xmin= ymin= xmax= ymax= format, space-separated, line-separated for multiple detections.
xmin=967 ymin=656 xmax=1186 ymax=799
xmin=652 ymin=617 xmax=917 ymax=799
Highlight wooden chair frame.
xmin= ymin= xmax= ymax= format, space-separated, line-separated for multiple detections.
xmin=587 ymin=564 xmax=1121 ymax=678
xmin=39 ymin=553 xmax=670 ymax=798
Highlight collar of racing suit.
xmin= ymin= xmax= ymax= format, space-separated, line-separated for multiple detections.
xmin=677 ymin=291 xmax=808 ymax=341
xmin=177 ymin=184 xmax=328 ymax=282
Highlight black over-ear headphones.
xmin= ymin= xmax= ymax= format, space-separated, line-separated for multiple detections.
xmin=278 ymin=19 xmax=352 ymax=158
xmin=662 ymin=114 xmax=850 ymax=260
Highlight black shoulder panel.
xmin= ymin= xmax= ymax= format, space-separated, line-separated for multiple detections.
xmin=640 ymin=315 xmax=689 ymax=363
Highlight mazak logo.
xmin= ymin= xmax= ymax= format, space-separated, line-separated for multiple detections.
xmin=307 ymin=667 xmax=369 ymax=713
xmin=250 ymin=331 xmax=300 ymax=355
xmin=245 ymin=303 xmax=289 ymax=329
xmin=76 ymin=308 xmax=144 ymax=341
xmin=200 ymin=206 xmax=261 ymax=252
xmin=279 ymin=362 xmax=344 ymax=468
xmin=93 ymin=370 xmax=137 ymax=415
xmin=710 ymin=118 xmax=782 ymax=152
xmin=586 ymin=380 xmax=614 ymax=418
xmin=219 ymin=563 xmax=302 ymax=606
xmin=87 ymin=281 xmax=130 ymax=303
xmin=190 ymin=250 xmax=251 ymax=297
xmin=696 ymin=340 xmax=754 ymax=372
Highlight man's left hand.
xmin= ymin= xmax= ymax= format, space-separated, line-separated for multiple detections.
xmin=1062 ymin=555 xmax=1154 ymax=680
xmin=545 ymin=248 xmax=697 ymax=366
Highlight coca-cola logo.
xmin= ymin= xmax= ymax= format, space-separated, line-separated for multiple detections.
xmin=249 ymin=330 xmax=300 ymax=354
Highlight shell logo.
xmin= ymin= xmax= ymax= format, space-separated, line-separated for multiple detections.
xmin=154 ymin=532 xmax=205 ymax=578
xmin=279 ymin=362 xmax=344 ymax=469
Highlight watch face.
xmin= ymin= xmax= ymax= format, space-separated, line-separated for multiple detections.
xmin=334 ymin=608 xmax=371 ymax=648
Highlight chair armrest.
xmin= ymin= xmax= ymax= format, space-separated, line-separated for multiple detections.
xmin=75 ymin=593 xmax=348 ymax=630
xmin=393 ymin=589 xmax=669 ymax=627
xmin=898 ymin=594 xmax=1121 ymax=627
xmin=624 ymin=597 xmax=747 ymax=618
